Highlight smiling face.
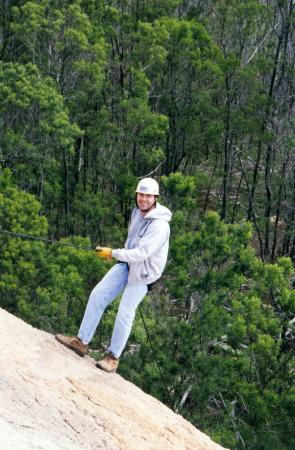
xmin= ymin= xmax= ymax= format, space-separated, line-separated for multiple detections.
xmin=136 ymin=192 xmax=157 ymax=215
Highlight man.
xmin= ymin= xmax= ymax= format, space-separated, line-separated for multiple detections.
xmin=55 ymin=178 xmax=172 ymax=373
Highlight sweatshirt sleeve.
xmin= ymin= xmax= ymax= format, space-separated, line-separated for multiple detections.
xmin=112 ymin=220 xmax=169 ymax=263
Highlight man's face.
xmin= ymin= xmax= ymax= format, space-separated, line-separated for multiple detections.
xmin=136 ymin=193 xmax=156 ymax=214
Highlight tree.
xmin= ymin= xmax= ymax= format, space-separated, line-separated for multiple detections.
xmin=0 ymin=168 xmax=48 ymax=314
xmin=0 ymin=61 xmax=81 ymax=234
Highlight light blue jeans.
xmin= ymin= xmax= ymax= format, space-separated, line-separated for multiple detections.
xmin=78 ymin=262 xmax=147 ymax=358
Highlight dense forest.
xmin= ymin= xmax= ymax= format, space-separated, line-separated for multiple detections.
xmin=0 ymin=1 xmax=294 ymax=449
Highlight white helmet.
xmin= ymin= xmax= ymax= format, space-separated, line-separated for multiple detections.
xmin=136 ymin=178 xmax=159 ymax=196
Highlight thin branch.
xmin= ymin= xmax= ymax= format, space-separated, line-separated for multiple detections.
xmin=227 ymin=138 xmax=265 ymax=263
xmin=175 ymin=384 xmax=193 ymax=413
xmin=219 ymin=391 xmax=246 ymax=448
xmin=137 ymin=159 xmax=165 ymax=179
xmin=241 ymin=23 xmax=279 ymax=67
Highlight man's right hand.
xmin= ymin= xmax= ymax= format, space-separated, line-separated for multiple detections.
xmin=95 ymin=246 xmax=113 ymax=260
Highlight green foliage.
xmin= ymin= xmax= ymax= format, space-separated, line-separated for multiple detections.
xmin=125 ymin=211 xmax=294 ymax=449
xmin=0 ymin=169 xmax=47 ymax=313
xmin=0 ymin=60 xmax=81 ymax=227
xmin=33 ymin=237 xmax=107 ymax=333
xmin=1 ymin=1 xmax=295 ymax=449
xmin=0 ymin=169 xmax=108 ymax=333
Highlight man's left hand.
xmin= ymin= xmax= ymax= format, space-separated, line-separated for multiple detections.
xmin=95 ymin=246 xmax=113 ymax=260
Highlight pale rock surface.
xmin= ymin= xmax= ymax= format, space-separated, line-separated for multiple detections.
xmin=0 ymin=307 xmax=227 ymax=450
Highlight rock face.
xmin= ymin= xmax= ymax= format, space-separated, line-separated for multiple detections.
xmin=0 ymin=307 xmax=227 ymax=450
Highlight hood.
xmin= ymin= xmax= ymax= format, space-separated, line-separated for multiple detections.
xmin=144 ymin=202 xmax=172 ymax=222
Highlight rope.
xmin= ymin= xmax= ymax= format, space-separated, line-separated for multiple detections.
xmin=138 ymin=304 xmax=173 ymax=406
xmin=0 ymin=228 xmax=93 ymax=251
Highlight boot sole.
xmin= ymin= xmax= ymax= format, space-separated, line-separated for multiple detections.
xmin=95 ymin=362 xmax=117 ymax=373
xmin=55 ymin=335 xmax=87 ymax=357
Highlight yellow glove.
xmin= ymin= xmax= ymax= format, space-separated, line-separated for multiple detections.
xmin=95 ymin=246 xmax=112 ymax=260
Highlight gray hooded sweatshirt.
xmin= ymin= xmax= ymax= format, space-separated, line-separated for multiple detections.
xmin=112 ymin=203 xmax=172 ymax=285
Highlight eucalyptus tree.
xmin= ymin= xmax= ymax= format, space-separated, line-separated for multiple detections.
xmin=170 ymin=0 xmax=295 ymax=261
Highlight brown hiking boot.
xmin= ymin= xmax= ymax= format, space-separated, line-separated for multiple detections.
xmin=55 ymin=334 xmax=88 ymax=357
xmin=96 ymin=353 xmax=119 ymax=373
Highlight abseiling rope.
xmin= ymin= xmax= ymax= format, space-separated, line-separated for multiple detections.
xmin=0 ymin=228 xmax=93 ymax=251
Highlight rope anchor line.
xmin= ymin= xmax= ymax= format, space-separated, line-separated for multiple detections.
xmin=0 ymin=228 xmax=93 ymax=251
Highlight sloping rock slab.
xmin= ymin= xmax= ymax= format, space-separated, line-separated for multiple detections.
xmin=0 ymin=307 xmax=227 ymax=450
